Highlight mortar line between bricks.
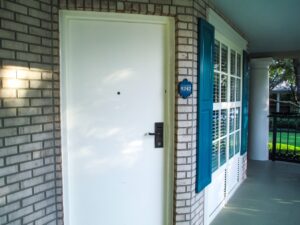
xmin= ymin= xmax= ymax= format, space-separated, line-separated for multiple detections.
xmin=50 ymin=1 xmax=58 ymax=224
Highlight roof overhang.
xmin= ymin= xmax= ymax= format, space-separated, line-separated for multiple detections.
xmin=210 ymin=0 xmax=300 ymax=58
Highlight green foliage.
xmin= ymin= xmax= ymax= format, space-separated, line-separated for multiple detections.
xmin=269 ymin=58 xmax=295 ymax=90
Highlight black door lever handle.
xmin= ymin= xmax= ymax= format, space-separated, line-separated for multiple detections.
xmin=144 ymin=123 xmax=164 ymax=148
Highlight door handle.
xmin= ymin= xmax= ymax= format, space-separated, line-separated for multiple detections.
xmin=145 ymin=122 xmax=163 ymax=148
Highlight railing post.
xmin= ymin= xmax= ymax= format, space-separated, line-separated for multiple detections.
xmin=272 ymin=116 xmax=277 ymax=161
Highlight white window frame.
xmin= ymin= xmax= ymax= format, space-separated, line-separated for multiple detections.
xmin=204 ymin=8 xmax=248 ymax=225
xmin=212 ymin=32 xmax=243 ymax=173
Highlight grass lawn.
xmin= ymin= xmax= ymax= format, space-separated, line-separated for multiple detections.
xmin=269 ymin=132 xmax=300 ymax=152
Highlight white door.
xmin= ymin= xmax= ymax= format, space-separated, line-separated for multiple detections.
xmin=60 ymin=11 xmax=173 ymax=225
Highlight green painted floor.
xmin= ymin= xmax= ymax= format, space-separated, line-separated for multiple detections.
xmin=211 ymin=160 xmax=300 ymax=225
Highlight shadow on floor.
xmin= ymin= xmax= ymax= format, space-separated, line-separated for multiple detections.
xmin=211 ymin=160 xmax=300 ymax=225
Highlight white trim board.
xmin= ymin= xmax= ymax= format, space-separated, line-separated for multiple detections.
xmin=207 ymin=8 xmax=248 ymax=50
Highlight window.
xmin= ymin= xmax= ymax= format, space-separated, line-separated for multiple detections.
xmin=221 ymin=75 xmax=228 ymax=102
xmin=220 ymin=109 xmax=227 ymax=137
xmin=214 ymin=40 xmax=220 ymax=71
xmin=212 ymin=110 xmax=219 ymax=140
xmin=230 ymin=50 xmax=236 ymax=75
xmin=212 ymin=38 xmax=242 ymax=173
xmin=230 ymin=77 xmax=235 ymax=102
xmin=221 ymin=44 xmax=228 ymax=72
xmin=214 ymin=73 xmax=220 ymax=103
xmin=229 ymin=134 xmax=235 ymax=159
xmin=220 ymin=138 xmax=227 ymax=166
xmin=229 ymin=108 xmax=235 ymax=133
xmin=212 ymin=142 xmax=219 ymax=172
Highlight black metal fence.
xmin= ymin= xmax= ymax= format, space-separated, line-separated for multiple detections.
xmin=269 ymin=113 xmax=300 ymax=162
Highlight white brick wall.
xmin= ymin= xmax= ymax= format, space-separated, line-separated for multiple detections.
xmin=0 ymin=1 xmax=61 ymax=225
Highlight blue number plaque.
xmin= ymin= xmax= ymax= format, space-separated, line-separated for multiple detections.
xmin=178 ymin=79 xmax=193 ymax=99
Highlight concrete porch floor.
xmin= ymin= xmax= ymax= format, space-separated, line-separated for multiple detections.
xmin=211 ymin=160 xmax=300 ymax=225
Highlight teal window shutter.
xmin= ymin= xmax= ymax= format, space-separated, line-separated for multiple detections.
xmin=241 ymin=51 xmax=250 ymax=155
xmin=196 ymin=18 xmax=214 ymax=193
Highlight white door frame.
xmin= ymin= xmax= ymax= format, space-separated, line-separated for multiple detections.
xmin=59 ymin=10 xmax=175 ymax=225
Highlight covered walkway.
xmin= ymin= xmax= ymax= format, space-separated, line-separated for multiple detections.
xmin=211 ymin=160 xmax=300 ymax=225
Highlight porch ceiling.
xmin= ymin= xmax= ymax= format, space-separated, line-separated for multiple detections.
xmin=210 ymin=0 xmax=300 ymax=57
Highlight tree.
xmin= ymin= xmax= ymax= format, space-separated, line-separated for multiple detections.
xmin=293 ymin=58 xmax=300 ymax=101
xmin=269 ymin=59 xmax=295 ymax=90
xmin=269 ymin=58 xmax=298 ymax=104
xmin=268 ymin=58 xmax=300 ymax=113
